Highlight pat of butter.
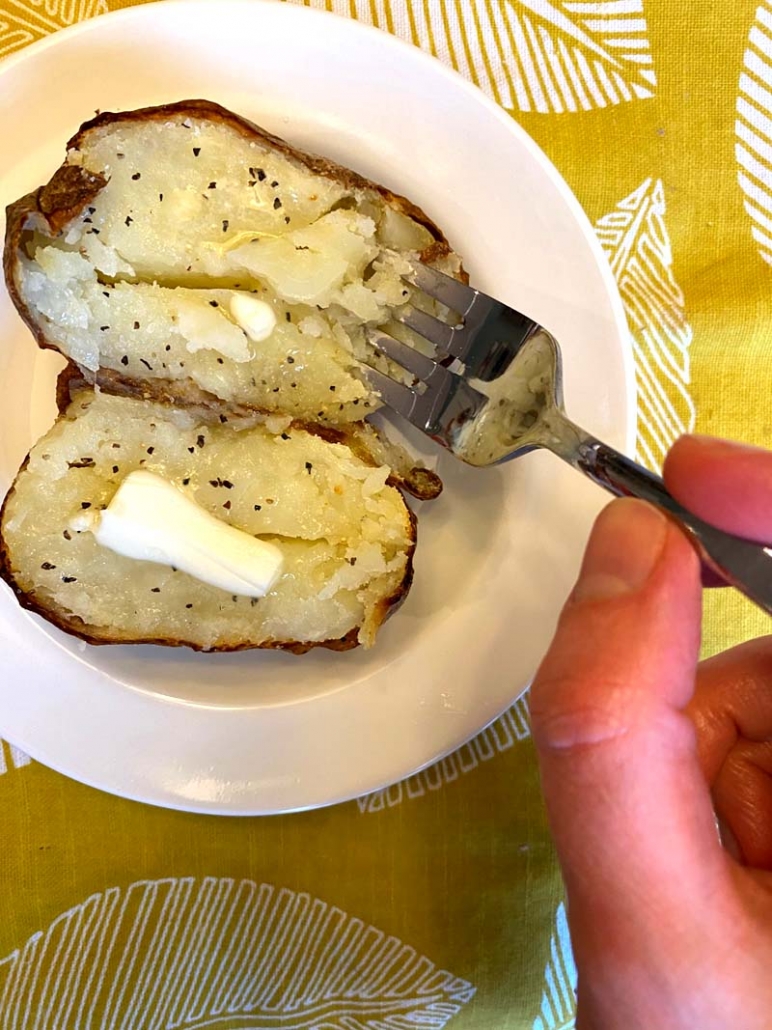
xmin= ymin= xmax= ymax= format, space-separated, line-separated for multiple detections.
xmin=73 ymin=470 xmax=283 ymax=597
xmin=229 ymin=293 xmax=277 ymax=342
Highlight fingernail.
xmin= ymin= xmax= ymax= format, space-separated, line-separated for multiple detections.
xmin=572 ymin=499 xmax=668 ymax=603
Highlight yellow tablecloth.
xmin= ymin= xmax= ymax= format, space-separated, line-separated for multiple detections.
xmin=0 ymin=1 xmax=769 ymax=1027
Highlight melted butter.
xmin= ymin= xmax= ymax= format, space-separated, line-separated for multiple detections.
xmin=71 ymin=470 xmax=284 ymax=597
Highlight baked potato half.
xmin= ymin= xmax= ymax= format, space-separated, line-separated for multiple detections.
xmin=5 ymin=99 xmax=464 ymax=428
xmin=0 ymin=386 xmax=418 ymax=652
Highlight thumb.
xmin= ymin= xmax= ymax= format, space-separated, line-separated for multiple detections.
xmin=530 ymin=499 xmax=734 ymax=971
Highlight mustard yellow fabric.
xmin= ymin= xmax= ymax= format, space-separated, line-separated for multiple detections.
xmin=0 ymin=2 xmax=768 ymax=1028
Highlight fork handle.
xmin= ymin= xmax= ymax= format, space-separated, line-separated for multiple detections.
xmin=557 ymin=430 xmax=772 ymax=616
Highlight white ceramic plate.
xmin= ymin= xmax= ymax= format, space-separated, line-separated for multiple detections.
xmin=0 ymin=0 xmax=634 ymax=815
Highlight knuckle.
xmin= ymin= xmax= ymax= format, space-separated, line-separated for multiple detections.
xmin=530 ymin=686 xmax=633 ymax=754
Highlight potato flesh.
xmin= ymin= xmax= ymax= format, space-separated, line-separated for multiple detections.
xmin=17 ymin=116 xmax=441 ymax=422
xmin=2 ymin=392 xmax=413 ymax=649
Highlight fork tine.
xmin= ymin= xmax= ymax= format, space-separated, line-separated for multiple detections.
xmin=393 ymin=308 xmax=457 ymax=352
xmin=360 ymin=364 xmax=421 ymax=422
xmin=403 ymin=261 xmax=476 ymax=314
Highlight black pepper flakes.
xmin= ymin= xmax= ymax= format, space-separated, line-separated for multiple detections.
xmin=197 ymin=435 xmax=205 ymax=448
xmin=146 ymin=447 xmax=155 ymax=455
xmin=222 ymin=480 xmax=233 ymax=489
xmin=219 ymin=414 xmax=228 ymax=423
xmin=165 ymin=344 xmax=171 ymax=352
xmin=125 ymin=216 xmax=133 ymax=226
xmin=159 ymin=193 xmax=164 ymax=202
xmin=251 ymin=598 xmax=259 ymax=607
xmin=132 ymin=172 xmax=141 ymax=180
xmin=208 ymin=181 xmax=217 ymax=189
xmin=151 ymin=587 xmax=161 ymax=593
xmin=286 ymin=355 xmax=295 ymax=363
xmin=102 ymin=291 xmax=110 ymax=298
xmin=223 ymin=500 xmax=232 ymax=510
xmin=305 ymin=462 xmax=313 ymax=473
xmin=140 ymin=358 xmax=153 ymax=371
xmin=281 ymin=433 xmax=290 ymax=441
xmin=63 ymin=530 xmax=72 ymax=541
xmin=209 ymin=300 xmax=219 ymax=308
xmin=121 ymin=355 xmax=129 ymax=366
xmin=186 ymin=603 xmax=193 ymax=609
xmin=193 ymin=147 xmax=201 ymax=156
xmin=329 ymin=385 xmax=336 ymax=391
xmin=187 ymin=447 xmax=195 ymax=454
xmin=41 ymin=562 xmax=56 ymax=570
xmin=285 ymin=312 xmax=291 ymax=322
xmin=83 ymin=217 xmax=92 ymax=224
xmin=133 ymin=321 xmax=140 ymax=330
xmin=254 ymin=504 xmax=262 ymax=511
xmin=217 ymin=358 xmax=224 ymax=364
xmin=112 ymin=465 xmax=119 ymax=473
xmin=273 ymin=197 xmax=282 ymax=210
xmin=209 ymin=479 xmax=219 ymax=488
xmin=100 ymin=325 xmax=109 ymax=332
xmin=81 ymin=501 xmax=92 ymax=509
xmin=182 ymin=477 xmax=191 ymax=485
xmin=222 ymin=219 xmax=229 ymax=233
xmin=62 ymin=576 xmax=77 ymax=583
xmin=284 ymin=216 xmax=291 ymax=225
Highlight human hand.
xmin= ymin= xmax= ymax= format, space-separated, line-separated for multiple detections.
xmin=529 ymin=436 xmax=772 ymax=1029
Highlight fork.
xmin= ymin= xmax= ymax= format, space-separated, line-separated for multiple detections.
xmin=363 ymin=261 xmax=772 ymax=616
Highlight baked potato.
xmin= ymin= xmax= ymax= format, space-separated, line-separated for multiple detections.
xmin=0 ymin=384 xmax=418 ymax=652
xmin=4 ymin=99 xmax=463 ymax=428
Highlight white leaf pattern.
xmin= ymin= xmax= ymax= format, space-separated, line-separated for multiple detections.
xmin=0 ymin=741 xmax=30 ymax=777
xmin=737 ymin=1 xmax=772 ymax=265
xmin=0 ymin=0 xmax=107 ymax=58
xmin=357 ymin=695 xmax=530 ymax=813
xmin=595 ymin=178 xmax=695 ymax=470
xmin=286 ymin=0 xmax=656 ymax=112
xmin=532 ymin=903 xmax=577 ymax=1030
xmin=0 ymin=877 xmax=475 ymax=1029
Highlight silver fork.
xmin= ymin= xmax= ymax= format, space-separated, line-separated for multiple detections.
xmin=364 ymin=261 xmax=772 ymax=616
